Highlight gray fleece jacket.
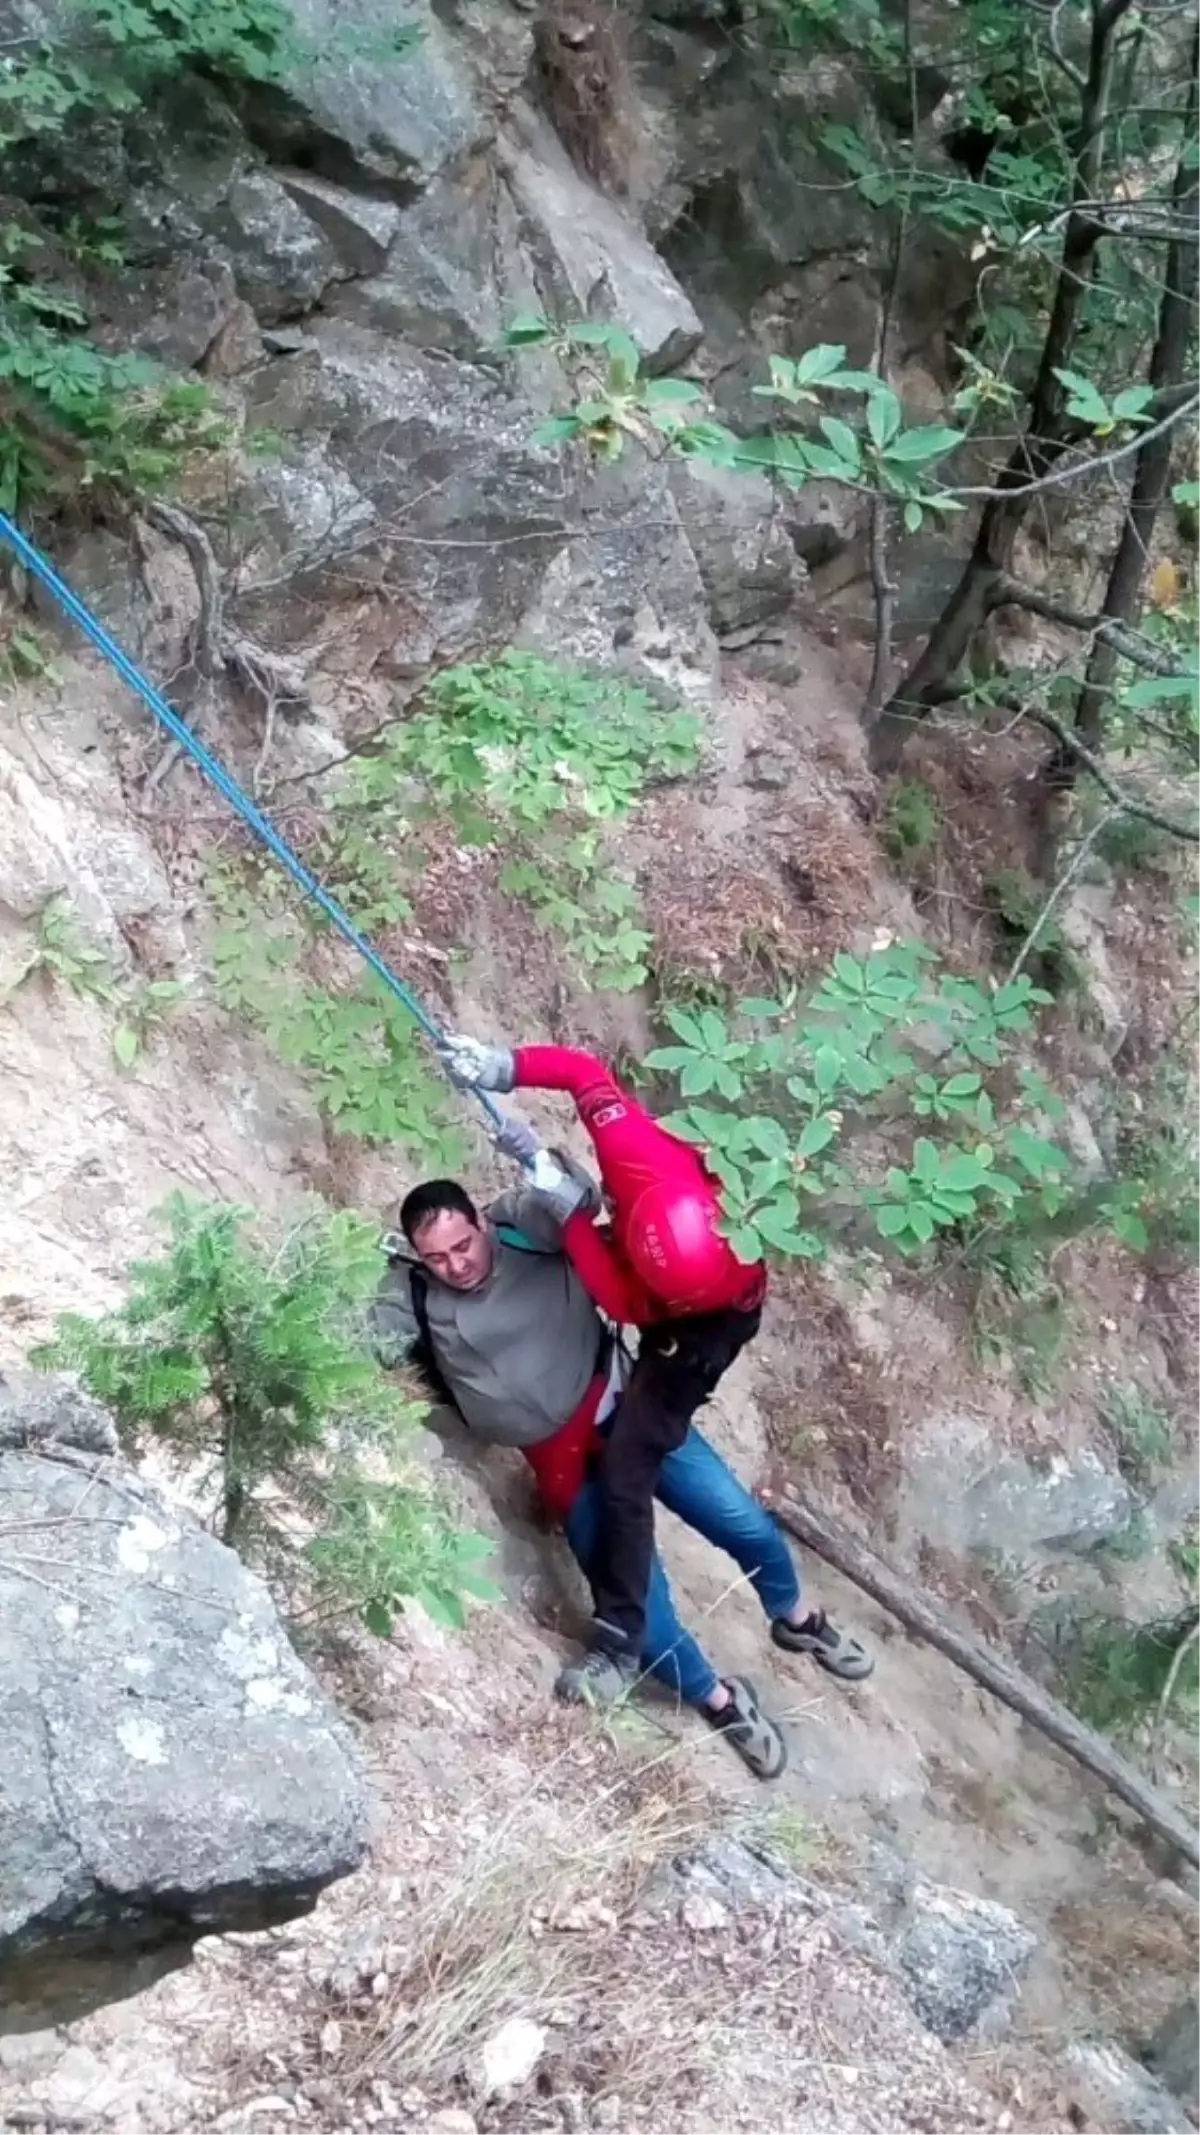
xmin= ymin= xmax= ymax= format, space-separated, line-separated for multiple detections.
xmin=371 ymin=1188 xmax=611 ymax=1448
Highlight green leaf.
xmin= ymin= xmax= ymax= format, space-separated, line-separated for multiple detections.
xmin=643 ymin=376 xmax=705 ymax=406
xmin=418 ymin=1585 xmax=468 ymax=1630
xmin=363 ymin=1598 xmax=394 ymax=1638
xmin=530 ymin=415 xmax=582 ymax=448
xmin=794 ymin=343 xmax=850 ymax=385
xmin=666 ymin=1006 xmax=706 ymax=1048
xmin=644 ymin=1045 xmax=697 ymax=1071
xmin=680 ymin=1056 xmax=717 ymax=1096
xmin=746 ymin=1115 xmax=791 ymax=1159
xmin=813 ymin=1045 xmax=842 ymax=1097
xmin=907 ymin=1203 xmax=936 ymax=1243
xmin=883 ymin=424 xmax=964 ymax=465
xmin=1110 ymin=1209 xmax=1149 ymax=1252
xmin=728 ymin=1223 xmax=766 ymax=1265
xmin=740 ymin=996 xmax=783 ymax=1021
xmin=904 ymin=499 xmax=924 ymax=532
xmin=818 ymin=415 xmax=862 ymax=475
xmin=911 ymin=1137 xmax=941 ymax=1183
xmin=495 ymin=313 xmax=552 ymax=348
xmin=876 ymin=1204 xmax=912 ymax=1238
xmin=867 ymin=387 xmax=902 ymax=450
xmin=797 ymin=1115 xmax=837 ymax=1159
xmin=1053 ymin=367 xmax=1109 ymax=426
xmin=941 ymin=1072 xmax=982 ymax=1097
xmin=113 ymin=1024 xmax=139 ymax=1068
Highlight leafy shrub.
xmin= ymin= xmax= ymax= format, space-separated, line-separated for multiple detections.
xmin=882 ymin=778 xmax=940 ymax=869
xmin=341 ymin=651 xmax=701 ymax=992
xmin=643 ymin=939 xmax=1161 ymax=1272
xmin=0 ymin=894 xmax=118 ymax=1007
xmin=210 ymin=857 xmax=463 ymax=1161
xmin=1099 ymin=1381 xmax=1175 ymax=1487
xmin=211 ymin=653 xmax=700 ymax=1141
xmin=1064 ymin=1607 xmax=1199 ymax=1740
xmin=32 ymin=1194 xmax=495 ymax=1634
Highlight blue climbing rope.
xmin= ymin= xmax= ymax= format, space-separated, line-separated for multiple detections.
xmin=0 ymin=506 xmax=507 ymax=1136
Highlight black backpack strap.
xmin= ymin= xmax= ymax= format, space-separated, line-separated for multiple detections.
xmin=407 ymin=1266 xmax=454 ymax=1407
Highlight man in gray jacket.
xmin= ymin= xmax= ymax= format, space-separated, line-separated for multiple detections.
xmin=373 ymin=1171 xmax=872 ymax=1777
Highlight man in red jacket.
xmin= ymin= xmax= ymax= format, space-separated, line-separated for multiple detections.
xmin=439 ymin=1032 xmax=850 ymax=1703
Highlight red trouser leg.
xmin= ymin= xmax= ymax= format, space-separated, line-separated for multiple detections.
xmin=520 ymin=1373 xmax=607 ymax=1526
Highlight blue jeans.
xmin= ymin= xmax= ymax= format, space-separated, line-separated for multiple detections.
xmin=563 ymin=1424 xmax=801 ymax=1707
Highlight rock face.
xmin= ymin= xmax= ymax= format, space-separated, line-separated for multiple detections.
xmin=1145 ymin=1994 xmax=1200 ymax=2114
xmin=661 ymin=1833 xmax=1036 ymax=2046
xmin=1064 ymin=2041 xmax=1192 ymax=2135
xmin=0 ymin=1373 xmax=369 ymax=2031
xmin=896 ymin=1412 xmax=1135 ymax=1562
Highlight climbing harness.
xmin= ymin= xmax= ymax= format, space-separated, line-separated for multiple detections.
xmin=0 ymin=506 xmax=510 ymax=1141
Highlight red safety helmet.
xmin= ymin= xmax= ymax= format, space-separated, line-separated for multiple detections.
xmin=620 ymin=1182 xmax=739 ymax=1314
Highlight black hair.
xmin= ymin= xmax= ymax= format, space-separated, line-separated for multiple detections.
xmin=399 ymin=1179 xmax=481 ymax=1245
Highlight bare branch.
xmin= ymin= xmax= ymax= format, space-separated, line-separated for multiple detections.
xmin=947 ymin=393 xmax=1200 ymax=501
xmin=999 ymin=697 xmax=1199 ymax=842
xmin=1005 ymin=806 xmax=1119 ymax=982
xmin=1152 ymin=1616 xmax=1200 ymax=1783
xmin=993 ymin=576 xmax=1186 ymax=673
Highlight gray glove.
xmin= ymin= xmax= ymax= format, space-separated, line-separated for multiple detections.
xmin=490 ymin=1111 xmax=540 ymax=1167
xmin=437 ymin=1032 xmax=516 ymax=1094
xmin=527 ymin=1147 xmax=592 ymax=1225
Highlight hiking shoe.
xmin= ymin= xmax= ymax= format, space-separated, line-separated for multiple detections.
xmin=772 ymin=1608 xmax=874 ymax=1680
xmin=555 ymin=1646 xmax=640 ymax=1706
xmin=705 ymin=1675 xmax=787 ymax=1780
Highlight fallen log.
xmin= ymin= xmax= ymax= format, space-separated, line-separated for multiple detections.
xmin=771 ymin=1485 xmax=1199 ymax=1869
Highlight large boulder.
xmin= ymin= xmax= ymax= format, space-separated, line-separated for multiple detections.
xmin=0 ymin=1373 xmax=368 ymax=2031
xmin=1145 ymin=1994 xmax=1200 ymax=2114
xmin=1064 ymin=2042 xmax=1192 ymax=2135
xmin=230 ymin=324 xmax=717 ymax=693
xmin=895 ymin=1413 xmax=1136 ymax=1562
xmin=250 ymin=0 xmax=485 ymax=188
xmin=669 ymin=457 xmax=805 ymax=634
xmin=500 ymin=104 xmax=703 ymax=373
xmin=659 ymin=1833 xmax=1036 ymax=2046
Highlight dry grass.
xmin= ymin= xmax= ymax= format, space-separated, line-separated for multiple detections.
xmin=341 ymin=1736 xmax=709 ymax=2105
xmin=642 ymin=793 xmax=881 ymax=999
xmin=1051 ymin=1879 xmax=1199 ymax=2045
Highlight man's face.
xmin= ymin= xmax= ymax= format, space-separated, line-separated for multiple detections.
xmin=412 ymin=1208 xmax=494 ymax=1292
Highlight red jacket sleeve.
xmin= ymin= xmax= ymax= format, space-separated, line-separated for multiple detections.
xmin=513 ymin=1044 xmax=690 ymax=1204
xmin=560 ymin=1209 xmax=654 ymax=1327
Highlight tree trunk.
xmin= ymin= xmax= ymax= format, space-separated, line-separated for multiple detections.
xmin=870 ymin=0 xmax=1135 ymax=774
xmin=771 ymin=1485 xmax=1200 ymax=1867
xmin=1072 ymin=32 xmax=1200 ymax=758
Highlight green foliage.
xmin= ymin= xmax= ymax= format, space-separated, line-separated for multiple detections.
xmin=32 ymin=1194 xmax=494 ymax=1637
xmin=209 ymin=652 xmax=697 ymax=1153
xmin=0 ymin=245 xmax=230 ymax=510
xmin=642 ymin=938 xmax=1161 ymax=1273
xmin=0 ymin=895 xmax=119 ymax=1007
xmin=1099 ymin=1380 xmax=1175 ymax=1488
xmin=882 ymin=777 xmax=940 ymax=869
xmin=1064 ymin=1607 xmax=1199 ymax=1740
xmin=0 ymin=619 xmax=61 ymax=688
xmin=112 ymin=978 xmax=191 ymax=1068
xmin=984 ymin=866 xmax=1079 ymax=988
xmin=210 ymin=860 xmax=463 ymax=1161
xmin=338 ymin=651 xmax=700 ymax=993
xmin=310 ymin=1481 xmax=503 ymax=1638
xmin=0 ymin=0 xmax=420 ymax=510
xmin=498 ymin=322 xmax=965 ymax=525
